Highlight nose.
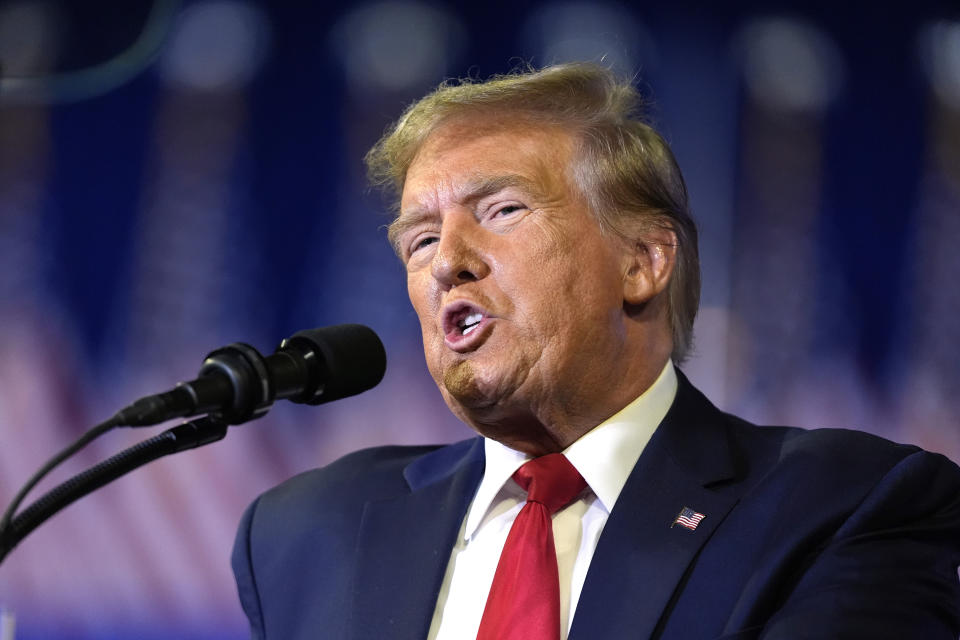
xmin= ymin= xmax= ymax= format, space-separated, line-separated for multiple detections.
xmin=430 ymin=212 xmax=490 ymax=287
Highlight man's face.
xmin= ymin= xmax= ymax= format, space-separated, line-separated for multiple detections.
xmin=396 ymin=117 xmax=636 ymax=450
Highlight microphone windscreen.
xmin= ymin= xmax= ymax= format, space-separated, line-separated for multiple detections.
xmin=287 ymin=324 xmax=387 ymax=405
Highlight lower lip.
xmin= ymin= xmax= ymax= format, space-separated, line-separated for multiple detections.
xmin=444 ymin=317 xmax=493 ymax=352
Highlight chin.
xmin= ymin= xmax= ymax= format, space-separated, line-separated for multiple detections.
xmin=441 ymin=360 xmax=503 ymax=410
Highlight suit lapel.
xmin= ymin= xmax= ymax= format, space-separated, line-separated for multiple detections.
xmin=349 ymin=438 xmax=484 ymax=639
xmin=570 ymin=374 xmax=744 ymax=639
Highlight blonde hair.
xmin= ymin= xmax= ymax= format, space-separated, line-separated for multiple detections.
xmin=365 ymin=63 xmax=699 ymax=362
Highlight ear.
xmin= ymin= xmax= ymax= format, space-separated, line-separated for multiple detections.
xmin=621 ymin=227 xmax=677 ymax=305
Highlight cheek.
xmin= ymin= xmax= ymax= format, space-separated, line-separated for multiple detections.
xmin=407 ymin=275 xmax=434 ymax=326
xmin=407 ymin=275 xmax=447 ymax=372
xmin=520 ymin=258 xmax=622 ymax=343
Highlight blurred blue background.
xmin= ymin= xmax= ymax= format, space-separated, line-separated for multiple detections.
xmin=0 ymin=0 xmax=958 ymax=637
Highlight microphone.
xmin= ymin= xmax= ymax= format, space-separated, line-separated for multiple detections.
xmin=115 ymin=324 xmax=386 ymax=427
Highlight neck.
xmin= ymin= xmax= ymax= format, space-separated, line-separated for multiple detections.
xmin=468 ymin=351 xmax=672 ymax=457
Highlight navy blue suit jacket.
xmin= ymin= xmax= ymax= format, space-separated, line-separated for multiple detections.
xmin=232 ymin=375 xmax=960 ymax=638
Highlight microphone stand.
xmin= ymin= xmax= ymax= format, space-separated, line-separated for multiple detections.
xmin=0 ymin=324 xmax=386 ymax=567
xmin=0 ymin=417 xmax=228 ymax=565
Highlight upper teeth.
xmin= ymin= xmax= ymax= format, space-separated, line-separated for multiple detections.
xmin=461 ymin=313 xmax=483 ymax=335
xmin=463 ymin=313 xmax=482 ymax=327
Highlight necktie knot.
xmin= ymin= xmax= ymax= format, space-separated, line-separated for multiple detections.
xmin=513 ymin=453 xmax=586 ymax=515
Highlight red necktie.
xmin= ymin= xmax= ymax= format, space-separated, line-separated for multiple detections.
xmin=476 ymin=453 xmax=587 ymax=640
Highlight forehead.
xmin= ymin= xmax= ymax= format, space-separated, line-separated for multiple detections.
xmin=400 ymin=116 xmax=575 ymax=212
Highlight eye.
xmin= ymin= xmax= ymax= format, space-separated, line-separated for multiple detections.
xmin=494 ymin=204 xmax=525 ymax=217
xmin=409 ymin=235 xmax=438 ymax=255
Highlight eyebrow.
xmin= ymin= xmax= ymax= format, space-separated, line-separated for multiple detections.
xmin=390 ymin=173 xmax=545 ymax=250
xmin=387 ymin=212 xmax=431 ymax=254
xmin=456 ymin=174 xmax=545 ymax=204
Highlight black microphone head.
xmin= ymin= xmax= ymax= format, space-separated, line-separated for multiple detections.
xmin=279 ymin=324 xmax=386 ymax=405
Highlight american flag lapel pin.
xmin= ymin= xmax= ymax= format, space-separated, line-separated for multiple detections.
xmin=672 ymin=506 xmax=706 ymax=531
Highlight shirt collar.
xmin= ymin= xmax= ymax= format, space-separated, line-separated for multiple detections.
xmin=463 ymin=360 xmax=678 ymax=539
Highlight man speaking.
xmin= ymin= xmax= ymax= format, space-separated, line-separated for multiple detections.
xmin=231 ymin=64 xmax=960 ymax=639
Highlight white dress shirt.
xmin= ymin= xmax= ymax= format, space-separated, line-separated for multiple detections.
xmin=427 ymin=361 xmax=678 ymax=640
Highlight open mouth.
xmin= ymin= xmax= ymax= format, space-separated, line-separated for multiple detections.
xmin=443 ymin=302 xmax=491 ymax=346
